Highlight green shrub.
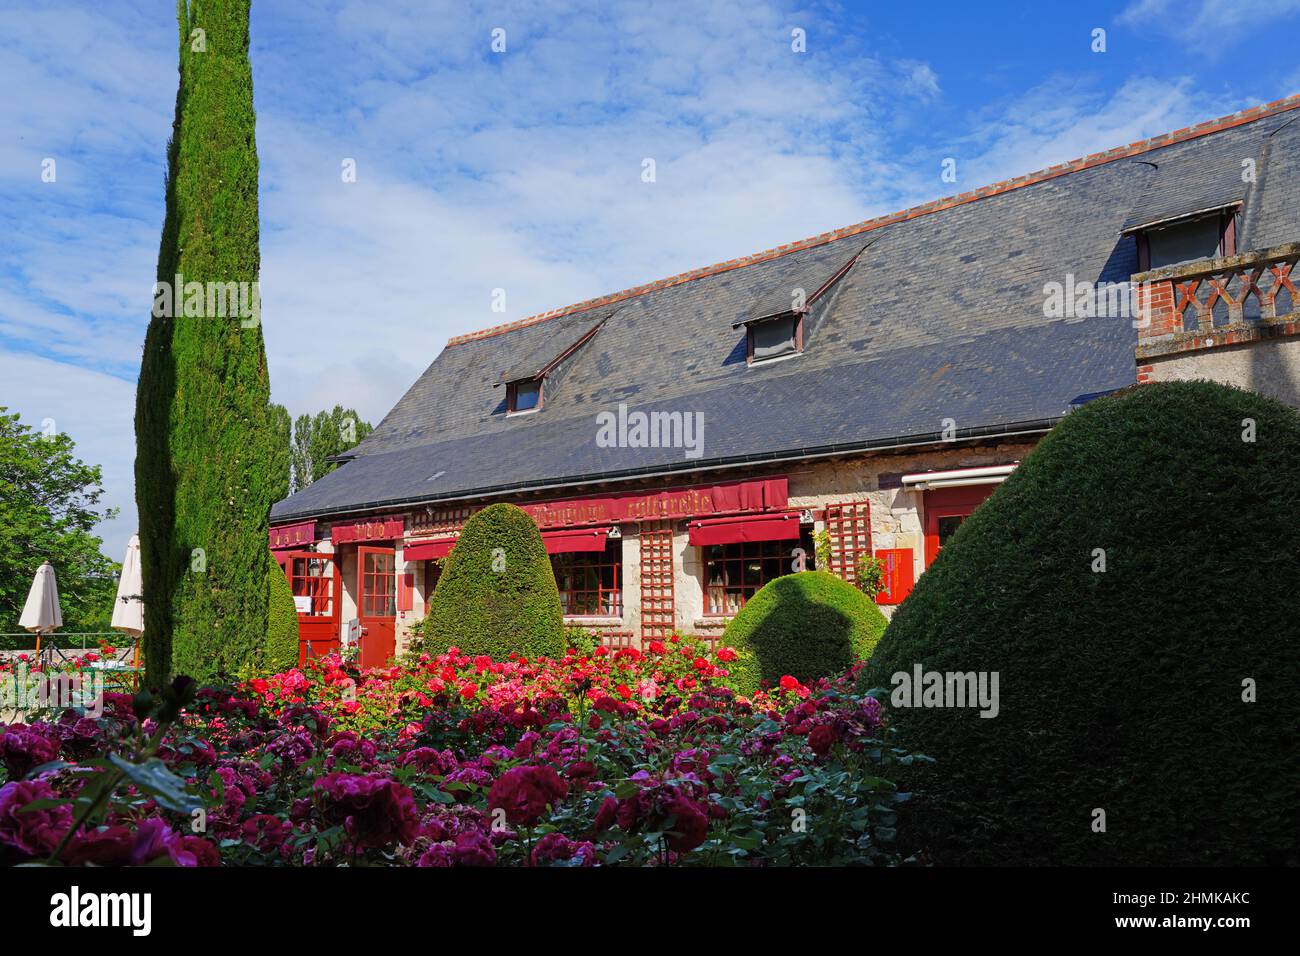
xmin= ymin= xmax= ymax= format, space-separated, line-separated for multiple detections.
xmin=564 ymin=625 xmax=600 ymax=658
xmin=264 ymin=564 xmax=299 ymax=672
xmin=721 ymin=570 xmax=887 ymax=695
xmin=866 ymin=381 xmax=1300 ymax=865
xmin=422 ymin=504 xmax=564 ymax=660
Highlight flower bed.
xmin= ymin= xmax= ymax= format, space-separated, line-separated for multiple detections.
xmin=0 ymin=637 xmax=920 ymax=867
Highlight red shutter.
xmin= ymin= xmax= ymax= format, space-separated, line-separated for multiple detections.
xmin=875 ymin=549 xmax=914 ymax=605
xmin=397 ymin=572 xmax=414 ymax=613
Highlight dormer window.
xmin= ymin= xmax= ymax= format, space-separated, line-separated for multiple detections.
xmin=748 ymin=314 xmax=803 ymax=363
xmin=730 ymin=240 xmax=868 ymax=366
xmin=496 ymin=312 xmax=609 ymax=417
xmin=507 ymin=377 xmax=542 ymax=414
xmin=1131 ymin=207 xmax=1238 ymax=271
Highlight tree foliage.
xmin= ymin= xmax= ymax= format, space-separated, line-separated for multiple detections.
xmin=286 ymin=405 xmax=372 ymax=494
xmin=134 ymin=0 xmax=272 ymax=683
xmin=0 ymin=410 xmax=119 ymax=639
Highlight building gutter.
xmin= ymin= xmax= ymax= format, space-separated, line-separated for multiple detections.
xmin=272 ymin=417 xmax=1061 ymax=525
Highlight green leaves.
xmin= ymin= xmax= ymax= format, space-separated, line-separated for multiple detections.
xmin=107 ymin=754 xmax=202 ymax=814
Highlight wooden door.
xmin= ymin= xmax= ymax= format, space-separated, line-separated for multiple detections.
xmin=357 ymin=546 xmax=397 ymax=669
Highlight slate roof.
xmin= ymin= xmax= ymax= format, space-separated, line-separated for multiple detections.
xmin=272 ymin=97 xmax=1300 ymax=523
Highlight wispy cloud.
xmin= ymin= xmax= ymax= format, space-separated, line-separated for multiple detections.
xmin=1117 ymin=0 xmax=1300 ymax=52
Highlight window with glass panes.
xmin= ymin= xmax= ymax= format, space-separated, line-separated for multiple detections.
xmin=361 ymin=550 xmax=397 ymax=617
xmin=551 ymin=540 xmax=622 ymax=616
xmin=704 ymin=538 xmax=797 ymax=616
xmin=289 ymin=554 xmax=336 ymax=617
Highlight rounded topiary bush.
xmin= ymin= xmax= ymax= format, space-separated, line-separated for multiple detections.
xmin=866 ymin=381 xmax=1300 ymax=866
xmin=721 ymin=570 xmax=887 ymax=695
xmin=423 ymin=503 xmax=564 ymax=660
xmin=265 ymin=565 xmax=300 ymax=672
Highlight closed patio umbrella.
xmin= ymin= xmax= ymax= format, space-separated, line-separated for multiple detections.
xmin=111 ymin=534 xmax=144 ymax=636
xmin=111 ymin=534 xmax=145 ymax=671
xmin=19 ymin=560 xmax=62 ymax=655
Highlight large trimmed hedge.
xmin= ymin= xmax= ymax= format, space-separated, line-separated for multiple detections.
xmin=135 ymin=0 xmax=272 ymax=683
xmin=264 ymin=565 xmax=299 ymax=673
xmin=722 ymin=570 xmax=887 ymax=695
xmin=422 ymin=504 xmax=564 ymax=660
xmin=867 ymin=381 xmax=1300 ymax=865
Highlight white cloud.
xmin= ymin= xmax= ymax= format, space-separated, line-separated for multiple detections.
xmin=1118 ymin=0 xmax=1300 ymax=51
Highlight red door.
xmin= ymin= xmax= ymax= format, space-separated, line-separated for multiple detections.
xmin=923 ymin=485 xmax=998 ymax=567
xmin=283 ymin=551 xmax=341 ymax=664
xmin=357 ymin=546 xmax=397 ymax=669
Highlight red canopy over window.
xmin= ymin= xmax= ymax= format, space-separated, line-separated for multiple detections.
xmin=542 ymin=528 xmax=612 ymax=554
xmin=403 ymin=538 xmax=457 ymax=561
xmin=687 ymin=512 xmax=801 ymax=546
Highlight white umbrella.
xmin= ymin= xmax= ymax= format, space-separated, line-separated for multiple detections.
xmin=19 ymin=560 xmax=62 ymax=653
xmin=110 ymin=534 xmax=145 ymax=636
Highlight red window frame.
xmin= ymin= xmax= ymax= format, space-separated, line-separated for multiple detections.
xmin=360 ymin=548 xmax=397 ymax=617
xmin=923 ymin=485 xmax=997 ymax=567
xmin=704 ymin=537 xmax=798 ymax=616
xmin=286 ymin=553 xmax=339 ymax=618
xmin=551 ymin=539 xmax=622 ymax=617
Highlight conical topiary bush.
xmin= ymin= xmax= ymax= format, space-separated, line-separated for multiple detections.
xmin=422 ymin=504 xmax=564 ymax=660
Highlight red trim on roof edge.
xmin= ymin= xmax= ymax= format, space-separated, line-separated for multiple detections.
xmin=445 ymin=94 xmax=1300 ymax=348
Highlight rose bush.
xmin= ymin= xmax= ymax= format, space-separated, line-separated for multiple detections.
xmin=0 ymin=636 xmax=924 ymax=867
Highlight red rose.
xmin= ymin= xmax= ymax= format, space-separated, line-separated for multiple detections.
xmin=62 ymin=825 xmax=134 ymax=866
xmin=779 ymin=675 xmax=801 ymax=691
xmin=487 ymin=765 xmax=569 ymax=828
xmin=808 ymin=724 xmax=838 ymax=756
xmin=662 ymin=795 xmax=709 ymax=853
xmin=716 ymin=647 xmax=737 ymax=662
xmin=592 ymin=795 xmax=618 ymax=831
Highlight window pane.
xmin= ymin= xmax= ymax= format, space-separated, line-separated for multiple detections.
xmin=1147 ymin=216 xmax=1222 ymax=269
xmin=751 ymin=317 xmax=797 ymax=360
xmin=550 ymin=540 xmax=621 ymax=617
xmin=513 ymin=379 xmax=540 ymax=411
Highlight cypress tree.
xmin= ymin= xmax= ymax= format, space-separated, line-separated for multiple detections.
xmin=135 ymin=0 xmax=272 ymax=683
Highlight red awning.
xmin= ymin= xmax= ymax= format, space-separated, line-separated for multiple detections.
xmin=542 ymin=527 xmax=612 ymax=554
xmin=688 ymin=512 xmax=802 ymax=547
xmin=403 ymin=537 xmax=457 ymax=561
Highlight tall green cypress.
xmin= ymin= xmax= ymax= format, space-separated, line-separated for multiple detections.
xmin=136 ymin=0 xmax=271 ymax=683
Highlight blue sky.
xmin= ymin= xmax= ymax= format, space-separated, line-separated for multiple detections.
xmin=3 ymin=0 xmax=1299 ymax=560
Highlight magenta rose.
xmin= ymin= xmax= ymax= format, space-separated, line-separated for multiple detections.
xmin=0 ymin=724 xmax=60 ymax=779
xmin=315 ymin=773 xmax=421 ymax=849
xmin=0 ymin=780 xmax=71 ymax=859
xmin=487 ymin=765 xmax=568 ymax=828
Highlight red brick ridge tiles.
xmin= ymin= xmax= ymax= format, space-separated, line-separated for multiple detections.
xmin=446 ymin=93 xmax=1300 ymax=347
